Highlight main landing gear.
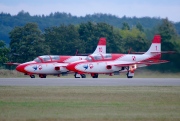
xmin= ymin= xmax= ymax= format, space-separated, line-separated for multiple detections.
xmin=39 ymin=74 xmax=47 ymax=78
xmin=91 ymin=73 xmax=98 ymax=78
xmin=125 ymin=67 xmax=135 ymax=78
xmin=29 ymin=74 xmax=47 ymax=78
xmin=74 ymin=73 xmax=86 ymax=78
xmin=126 ymin=71 xmax=134 ymax=78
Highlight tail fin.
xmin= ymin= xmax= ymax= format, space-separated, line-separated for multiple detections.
xmin=92 ymin=37 xmax=106 ymax=54
xmin=144 ymin=35 xmax=161 ymax=59
xmin=145 ymin=35 xmax=161 ymax=54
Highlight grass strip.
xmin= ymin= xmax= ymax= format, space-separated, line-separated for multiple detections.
xmin=0 ymin=86 xmax=180 ymax=121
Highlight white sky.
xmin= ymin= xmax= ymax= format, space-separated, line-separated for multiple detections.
xmin=0 ymin=0 xmax=180 ymax=22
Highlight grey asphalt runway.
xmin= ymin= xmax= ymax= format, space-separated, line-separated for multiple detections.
xmin=0 ymin=78 xmax=180 ymax=86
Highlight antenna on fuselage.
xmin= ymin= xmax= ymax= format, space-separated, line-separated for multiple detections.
xmin=128 ymin=48 xmax=132 ymax=54
xmin=75 ymin=49 xmax=78 ymax=56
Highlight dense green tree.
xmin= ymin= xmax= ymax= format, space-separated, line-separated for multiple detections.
xmin=148 ymin=18 xmax=180 ymax=72
xmin=159 ymin=18 xmax=177 ymax=42
xmin=120 ymin=27 xmax=148 ymax=53
xmin=0 ymin=40 xmax=9 ymax=65
xmin=79 ymin=22 xmax=105 ymax=53
xmin=121 ymin=22 xmax=130 ymax=30
xmin=9 ymin=23 xmax=50 ymax=62
xmin=136 ymin=22 xmax=144 ymax=32
xmin=78 ymin=22 xmax=122 ymax=53
xmin=174 ymin=22 xmax=180 ymax=35
xmin=44 ymin=24 xmax=83 ymax=55
xmin=1 ymin=12 xmax=166 ymax=45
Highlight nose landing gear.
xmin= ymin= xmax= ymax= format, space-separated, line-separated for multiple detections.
xmin=74 ymin=73 xmax=86 ymax=78
xmin=30 ymin=75 xmax=35 ymax=78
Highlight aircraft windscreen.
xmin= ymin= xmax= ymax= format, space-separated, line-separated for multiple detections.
xmin=41 ymin=55 xmax=51 ymax=62
xmin=85 ymin=56 xmax=92 ymax=61
xmin=34 ymin=58 xmax=41 ymax=63
xmin=93 ymin=54 xmax=103 ymax=60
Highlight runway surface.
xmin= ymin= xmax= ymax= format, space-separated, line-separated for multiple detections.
xmin=0 ymin=78 xmax=180 ymax=86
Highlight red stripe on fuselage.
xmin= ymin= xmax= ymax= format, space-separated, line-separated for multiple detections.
xmin=66 ymin=60 xmax=87 ymax=73
xmin=59 ymin=56 xmax=72 ymax=62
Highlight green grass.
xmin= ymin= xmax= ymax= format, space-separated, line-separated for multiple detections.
xmin=0 ymin=69 xmax=27 ymax=78
xmin=0 ymin=86 xmax=180 ymax=121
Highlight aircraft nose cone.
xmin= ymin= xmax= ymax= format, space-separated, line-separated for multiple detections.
xmin=66 ymin=60 xmax=87 ymax=72
xmin=16 ymin=64 xmax=25 ymax=73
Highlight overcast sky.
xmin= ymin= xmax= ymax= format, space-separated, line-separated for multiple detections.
xmin=0 ymin=0 xmax=180 ymax=22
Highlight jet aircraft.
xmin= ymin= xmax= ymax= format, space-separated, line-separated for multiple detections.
xmin=15 ymin=38 xmax=106 ymax=78
xmin=66 ymin=35 xmax=169 ymax=78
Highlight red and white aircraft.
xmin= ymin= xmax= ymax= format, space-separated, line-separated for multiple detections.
xmin=15 ymin=38 xmax=106 ymax=78
xmin=66 ymin=35 xmax=169 ymax=78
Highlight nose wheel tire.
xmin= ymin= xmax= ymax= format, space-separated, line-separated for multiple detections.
xmin=30 ymin=75 xmax=35 ymax=78
xmin=81 ymin=74 xmax=86 ymax=78
xmin=74 ymin=73 xmax=86 ymax=78
xmin=74 ymin=73 xmax=80 ymax=78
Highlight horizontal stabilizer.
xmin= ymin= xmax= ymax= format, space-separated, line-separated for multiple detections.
xmin=160 ymin=51 xmax=176 ymax=54
xmin=132 ymin=51 xmax=176 ymax=54
xmin=131 ymin=52 xmax=145 ymax=54
xmin=107 ymin=60 xmax=169 ymax=67
xmin=136 ymin=60 xmax=169 ymax=65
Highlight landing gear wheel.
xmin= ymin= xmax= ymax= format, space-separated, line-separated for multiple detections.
xmin=74 ymin=73 xmax=86 ymax=78
xmin=127 ymin=75 xmax=133 ymax=78
xmin=39 ymin=74 xmax=47 ymax=78
xmin=74 ymin=73 xmax=80 ymax=78
xmin=91 ymin=73 xmax=98 ymax=78
xmin=81 ymin=74 xmax=86 ymax=78
xmin=30 ymin=75 xmax=35 ymax=78
xmin=126 ymin=72 xmax=134 ymax=78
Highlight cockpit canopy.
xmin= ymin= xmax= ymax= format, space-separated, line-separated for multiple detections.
xmin=86 ymin=54 xmax=112 ymax=62
xmin=34 ymin=55 xmax=60 ymax=63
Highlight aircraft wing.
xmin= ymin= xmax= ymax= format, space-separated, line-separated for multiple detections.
xmin=107 ymin=60 xmax=169 ymax=67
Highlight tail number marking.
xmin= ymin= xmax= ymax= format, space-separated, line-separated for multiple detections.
xmin=99 ymin=47 xmax=103 ymax=52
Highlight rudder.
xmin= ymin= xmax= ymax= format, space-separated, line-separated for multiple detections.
xmin=144 ymin=35 xmax=161 ymax=59
xmin=93 ymin=37 xmax=106 ymax=54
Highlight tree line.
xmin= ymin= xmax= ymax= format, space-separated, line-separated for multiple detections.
xmin=0 ymin=18 xmax=180 ymax=72
xmin=1 ymin=11 xmax=180 ymax=44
